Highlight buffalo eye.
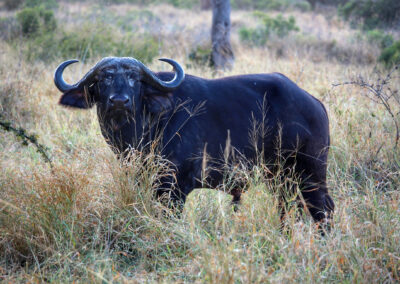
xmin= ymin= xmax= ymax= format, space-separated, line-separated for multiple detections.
xmin=103 ymin=74 xmax=113 ymax=86
xmin=128 ymin=74 xmax=136 ymax=87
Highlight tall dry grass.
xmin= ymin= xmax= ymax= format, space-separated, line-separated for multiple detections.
xmin=1 ymin=2 xmax=399 ymax=282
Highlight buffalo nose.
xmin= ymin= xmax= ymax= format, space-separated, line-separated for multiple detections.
xmin=109 ymin=95 xmax=130 ymax=108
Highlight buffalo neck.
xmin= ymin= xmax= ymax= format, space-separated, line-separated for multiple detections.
xmin=97 ymin=106 xmax=168 ymax=155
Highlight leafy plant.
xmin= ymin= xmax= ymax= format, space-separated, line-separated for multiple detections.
xmin=339 ymin=0 xmax=400 ymax=30
xmin=22 ymin=22 xmax=160 ymax=63
xmin=366 ymin=29 xmax=394 ymax=49
xmin=16 ymin=8 xmax=40 ymax=36
xmin=232 ymin=0 xmax=310 ymax=11
xmin=24 ymin=0 xmax=58 ymax=9
xmin=239 ymin=12 xmax=299 ymax=46
xmin=239 ymin=26 xmax=268 ymax=46
xmin=188 ymin=44 xmax=212 ymax=66
xmin=379 ymin=41 xmax=400 ymax=68
xmin=16 ymin=6 xmax=56 ymax=37
xmin=260 ymin=13 xmax=299 ymax=38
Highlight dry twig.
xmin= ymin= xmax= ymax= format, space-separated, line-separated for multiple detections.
xmin=333 ymin=64 xmax=400 ymax=149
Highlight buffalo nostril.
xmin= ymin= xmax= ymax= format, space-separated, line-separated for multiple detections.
xmin=109 ymin=95 xmax=129 ymax=107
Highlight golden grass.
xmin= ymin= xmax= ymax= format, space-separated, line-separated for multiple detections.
xmin=1 ymin=2 xmax=400 ymax=282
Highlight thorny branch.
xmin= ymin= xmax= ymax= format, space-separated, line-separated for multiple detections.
xmin=333 ymin=64 xmax=400 ymax=149
xmin=0 ymin=113 xmax=53 ymax=166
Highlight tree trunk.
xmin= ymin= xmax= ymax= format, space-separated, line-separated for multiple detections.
xmin=211 ymin=0 xmax=234 ymax=71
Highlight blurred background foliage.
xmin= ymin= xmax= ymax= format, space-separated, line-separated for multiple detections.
xmin=239 ymin=12 xmax=299 ymax=46
xmin=0 ymin=0 xmax=399 ymax=67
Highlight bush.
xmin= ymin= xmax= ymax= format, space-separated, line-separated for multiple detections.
xmin=16 ymin=6 xmax=56 ymax=37
xmin=232 ymin=0 xmax=310 ymax=11
xmin=365 ymin=29 xmax=394 ymax=49
xmin=100 ymin=0 xmax=196 ymax=8
xmin=188 ymin=44 xmax=212 ymax=66
xmin=22 ymin=22 xmax=160 ymax=63
xmin=24 ymin=0 xmax=58 ymax=9
xmin=261 ymin=13 xmax=299 ymax=37
xmin=56 ymin=25 xmax=118 ymax=60
xmin=293 ymin=1 xmax=311 ymax=12
xmin=239 ymin=12 xmax=299 ymax=46
xmin=339 ymin=0 xmax=400 ymax=30
xmin=306 ymin=0 xmax=347 ymax=9
xmin=164 ymin=0 xmax=197 ymax=8
xmin=16 ymin=8 xmax=41 ymax=36
xmin=239 ymin=27 xmax=268 ymax=46
xmin=379 ymin=41 xmax=400 ymax=68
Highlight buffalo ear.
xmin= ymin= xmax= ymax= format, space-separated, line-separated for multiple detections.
xmin=59 ymin=85 xmax=95 ymax=109
xmin=143 ymin=87 xmax=174 ymax=113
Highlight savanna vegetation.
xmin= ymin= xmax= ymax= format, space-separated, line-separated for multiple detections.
xmin=1 ymin=0 xmax=399 ymax=282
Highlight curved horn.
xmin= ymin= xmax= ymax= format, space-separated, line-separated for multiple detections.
xmin=54 ymin=59 xmax=79 ymax=92
xmin=139 ymin=58 xmax=185 ymax=92
xmin=54 ymin=59 xmax=98 ymax=93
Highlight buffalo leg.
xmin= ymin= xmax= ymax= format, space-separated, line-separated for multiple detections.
xmin=299 ymin=169 xmax=334 ymax=231
xmin=296 ymin=146 xmax=334 ymax=229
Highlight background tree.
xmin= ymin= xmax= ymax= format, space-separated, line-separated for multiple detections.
xmin=211 ymin=0 xmax=234 ymax=71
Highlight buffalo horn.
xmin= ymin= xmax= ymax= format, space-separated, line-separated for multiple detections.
xmin=54 ymin=59 xmax=96 ymax=93
xmin=138 ymin=58 xmax=185 ymax=92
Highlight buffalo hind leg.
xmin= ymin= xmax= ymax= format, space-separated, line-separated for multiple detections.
xmin=300 ymin=176 xmax=334 ymax=233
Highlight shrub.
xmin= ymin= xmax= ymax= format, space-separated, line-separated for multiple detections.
xmin=56 ymin=25 xmax=118 ymax=60
xmin=239 ymin=12 xmax=299 ymax=46
xmin=101 ymin=0 xmax=154 ymax=4
xmin=100 ymin=0 xmax=196 ymax=8
xmin=22 ymin=22 xmax=160 ymax=63
xmin=366 ymin=29 xmax=394 ymax=49
xmin=41 ymin=8 xmax=57 ymax=32
xmin=164 ymin=0 xmax=197 ymax=9
xmin=231 ymin=0 xmax=310 ymax=11
xmin=379 ymin=41 xmax=400 ymax=68
xmin=293 ymin=1 xmax=311 ymax=12
xmin=16 ymin=8 xmax=41 ymax=36
xmin=16 ymin=6 xmax=56 ymax=37
xmin=260 ymin=13 xmax=299 ymax=38
xmin=24 ymin=0 xmax=58 ymax=9
xmin=188 ymin=44 xmax=212 ymax=66
xmin=339 ymin=0 xmax=400 ymax=30
xmin=306 ymin=0 xmax=347 ymax=9
xmin=239 ymin=27 xmax=268 ymax=46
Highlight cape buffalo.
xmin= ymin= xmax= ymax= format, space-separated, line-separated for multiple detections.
xmin=54 ymin=57 xmax=334 ymax=224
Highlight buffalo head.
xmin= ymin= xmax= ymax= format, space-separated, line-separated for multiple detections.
xmin=54 ymin=57 xmax=185 ymax=132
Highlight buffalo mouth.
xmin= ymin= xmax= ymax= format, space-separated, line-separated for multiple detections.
xmin=107 ymin=109 xmax=132 ymax=132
